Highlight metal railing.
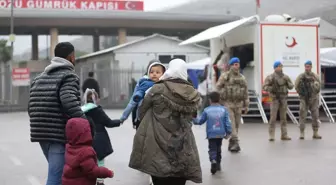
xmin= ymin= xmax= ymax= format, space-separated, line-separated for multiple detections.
xmin=242 ymin=90 xmax=268 ymax=123
xmin=255 ymin=91 xmax=268 ymax=124
xmin=320 ymin=95 xmax=335 ymax=123
xmin=0 ymin=65 xmax=147 ymax=112
xmin=287 ymin=107 xmax=299 ymax=125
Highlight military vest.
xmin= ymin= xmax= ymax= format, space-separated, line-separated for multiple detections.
xmin=220 ymin=72 xmax=247 ymax=101
xmin=298 ymin=74 xmax=320 ymax=96
xmin=271 ymin=73 xmax=288 ymax=96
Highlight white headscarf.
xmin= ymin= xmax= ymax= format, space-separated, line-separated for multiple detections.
xmin=83 ymin=88 xmax=98 ymax=104
xmin=159 ymin=58 xmax=188 ymax=81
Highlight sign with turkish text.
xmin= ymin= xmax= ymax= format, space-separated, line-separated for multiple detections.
xmin=12 ymin=68 xmax=30 ymax=86
xmin=0 ymin=0 xmax=144 ymax=11
xmin=260 ymin=23 xmax=319 ymax=94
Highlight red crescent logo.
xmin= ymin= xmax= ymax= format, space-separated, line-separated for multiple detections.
xmin=285 ymin=36 xmax=297 ymax=48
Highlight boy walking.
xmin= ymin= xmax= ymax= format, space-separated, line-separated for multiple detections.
xmin=193 ymin=92 xmax=232 ymax=174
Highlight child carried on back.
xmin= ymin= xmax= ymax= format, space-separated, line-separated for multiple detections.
xmin=120 ymin=61 xmax=166 ymax=128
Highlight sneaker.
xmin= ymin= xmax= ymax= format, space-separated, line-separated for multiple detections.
xmin=217 ymin=163 xmax=221 ymax=171
xmin=210 ymin=160 xmax=217 ymax=174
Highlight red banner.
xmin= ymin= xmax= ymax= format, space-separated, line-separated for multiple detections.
xmin=0 ymin=0 xmax=144 ymax=11
xmin=12 ymin=68 xmax=30 ymax=86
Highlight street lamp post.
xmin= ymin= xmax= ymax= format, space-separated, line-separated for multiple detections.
xmin=9 ymin=0 xmax=15 ymax=104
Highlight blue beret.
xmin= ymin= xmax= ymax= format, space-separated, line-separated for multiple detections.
xmin=229 ymin=57 xmax=240 ymax=65
xmin=273 ymin=61 xmax=282 ymax=69
xmin=305 ymin=60 xmax=312 ymax=65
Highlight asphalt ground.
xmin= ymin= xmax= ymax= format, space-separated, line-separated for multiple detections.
xmin=0 ymin=110 xmax=335 ymax=185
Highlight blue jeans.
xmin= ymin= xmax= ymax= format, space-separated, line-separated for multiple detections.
xmin=40 ymin=142 xmax=65 ymax=185
xmin=208 ymin=138 xmax=223 ymax=163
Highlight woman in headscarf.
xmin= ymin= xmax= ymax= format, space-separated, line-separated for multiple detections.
xmin=129 ymin=59 xmax=202 ymax=185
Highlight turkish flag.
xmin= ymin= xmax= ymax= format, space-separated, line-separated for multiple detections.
xmin=119 ymin=1 xmax=144 ymax=10
xmin=256 ymin=0 xmax=260 ymax=8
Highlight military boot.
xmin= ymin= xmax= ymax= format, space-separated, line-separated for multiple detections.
xmin=281 ymin=127 xmax=291 ymax=141
xmin=269 ymin=128 xmax=275 ymax=142
xmin=299 ymin=129 xmax=305 ymax=140
xmin=312 ymin=129 xmax=322 ymax=139
xmin=229 ymin=138 xmax=241 ymax=153
xmin=228 ymin=138 xmax=234 ymax=151
xmin=281 ymin=135 xmax=291 ymax=141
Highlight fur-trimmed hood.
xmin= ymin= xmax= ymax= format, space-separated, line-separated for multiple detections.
xmin=129 ymin=78 xmax=202 ymax=183
xmin=158 ymin=79 xmax=200 ymax=114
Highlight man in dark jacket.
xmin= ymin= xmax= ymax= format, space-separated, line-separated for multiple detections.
xmin=82 ymin=72 xmax=100 ymax=96
xmin=28 ymin=42 xmax=87 ymax=185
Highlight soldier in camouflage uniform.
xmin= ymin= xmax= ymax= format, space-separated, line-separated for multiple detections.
xmin=295 ymin=60 xmax=322 ymax=140
xmin=216 ymin=57 xmax=249 ymax=153
xmin=263 ymin=61 xmax=294 ymax=141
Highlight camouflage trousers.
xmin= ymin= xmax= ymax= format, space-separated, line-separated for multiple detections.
xmin=224 ymin=104 xmax=242 ymax=140
xmin=200 ymin=95 xmax=210 ymax=113
xmin=299 ymin=97 xmax=319 ymax=131
xmin=269 ymin=98 xmax=289 ymax=137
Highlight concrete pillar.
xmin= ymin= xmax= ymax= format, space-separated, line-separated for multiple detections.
xmin=50 ymin=28 xmax=59 ymax=58
xmin=93 ymin=34 xmax=100 ymax=52
xmin=31 ymin=33 xmax=39 ymax=60
xmin=118 ymin=28 xmax=127 ymax=45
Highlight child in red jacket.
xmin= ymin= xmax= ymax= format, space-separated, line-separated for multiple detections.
xmin=62 ymin=118 xmax=113 ymax=185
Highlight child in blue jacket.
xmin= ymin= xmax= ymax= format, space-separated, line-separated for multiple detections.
xmin=193 ymin=91 xmax=232 ymax=175
xmin=120 ymin=60 xmax=166 ymax=129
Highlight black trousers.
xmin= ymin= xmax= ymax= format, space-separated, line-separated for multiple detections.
xmin=208 ymin=138 xmax=223 ymax=163
xmin=134 ymin=120 xmax=141 ymax=130
xmin=132 ymin=104 xmax=142 ymax=130
xmin=151 ymin=176 xmax=187 ymax=185
xmin=132 ymin=105 xmax=138 ymax=127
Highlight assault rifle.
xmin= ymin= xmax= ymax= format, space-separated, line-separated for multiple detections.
xmin=300 ymin=77 xmax=311 ymax=102
xmin=271 ymin=77 xmax=281 ymax=99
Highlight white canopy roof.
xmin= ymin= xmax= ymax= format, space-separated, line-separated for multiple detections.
xmin=321 ymin=47 xmax=336 ymax=62
xmin=321 ymin=58 xmax=336 ymax=67
xmin=179 ymin=15 xmax=259 ymax=45
xmin=300 ymin=18 xmax=336 ymax=39
xmin=321 ymin=47 xmax=336 ymax=55
xmin=186 ymin=57 xmax=211 ymax=70
xmin=320 ymin=47 xmax=336 ymax=67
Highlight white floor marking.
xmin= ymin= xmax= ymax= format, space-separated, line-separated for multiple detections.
xmin=149 ymin=175 xmax=153 ymax=185
xmin=27 ymin=175 xmax=42 ymax=185
xmin=8 ymin=155 xmax=23 ymax=166
xmin=0 ymin=145 xmax=10 ymax=152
